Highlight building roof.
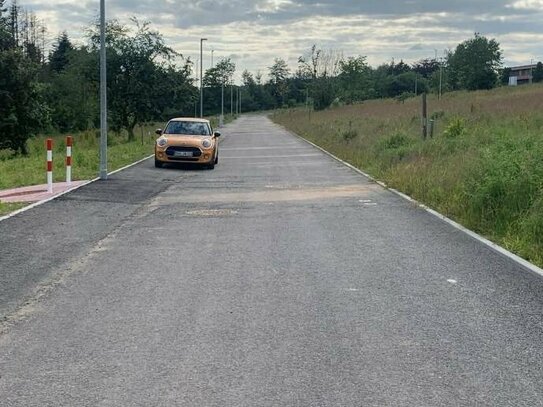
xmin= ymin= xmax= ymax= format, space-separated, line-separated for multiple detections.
xmin=508 ymin=64 xmax=537 ymax=70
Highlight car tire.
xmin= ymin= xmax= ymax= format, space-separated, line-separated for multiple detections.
xmin=214 ymin=154 xmax=219 ymax=165
xmin=207 ymin=162 xmax=215 ymax=170
xmin=155 ymin=159 xmax=163 ymax=168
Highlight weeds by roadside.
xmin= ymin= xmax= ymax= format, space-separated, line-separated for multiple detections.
xmin=0 ymin=202 xmax=27 ymax=217
xmin=272 ymin=84 xmax=543 ymax=267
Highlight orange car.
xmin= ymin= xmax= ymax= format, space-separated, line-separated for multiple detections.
xmin=154 ymin=118 xmax=220 ymax=169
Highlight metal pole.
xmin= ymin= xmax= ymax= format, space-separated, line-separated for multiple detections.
xmin=230 ymin=85 xmax=233 ymax=116
xmin=530 ymin=59 xmax=534 ymax=84
xmin=211 ymin=49 xmax=214 ymax=68
xmin=99 ymin=0 xmax=107 ymax=180
xmin=239 ymin=87 xmax=241 ymax=115
xmin=439 ymin=61 xmax=443 ymax=100
xmin=200 ymin=38 xmax=207 ymax=118
xmin=220 ymin=82 xmax=224 ymax=126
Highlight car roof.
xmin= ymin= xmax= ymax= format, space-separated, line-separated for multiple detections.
xmin=169 ymin=117 xmax=210 ymax=123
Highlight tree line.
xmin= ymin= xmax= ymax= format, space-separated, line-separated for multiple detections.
xmin=2 ymin=0 xmax=543 ymax=155
xmin=0 ymin=0 xmax=197 ymax=155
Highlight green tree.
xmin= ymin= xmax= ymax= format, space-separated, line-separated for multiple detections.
xmin=46 ymin=46 xmax=99 ymax=131
xmin=0 ymin=49 xmax=49 ymax=154
xmin=412 ymin=58 xmax=440 ymax=79
xmin=49 ymin=31 xmax=73 ymax=73
xmin=338 ymin=56 xmax=373 ymax=103
xmin=0 ymin=0 xmax=13 ymax=50
xmin=90 ymin=19 xmax=181 ymax=140
xmin=533 ymin=62 xmax=543 ymax=83
xmin=202 ymin=58 xmax=235 ymax=114
xmin=500 ymin=67 xmax=512 ymax=85
xmin=203 ymin=58 xmax=235 ymax=87
xmin=268 ymin=58 xmax=290 ymax=107
xmin=447 ymin=33 xmax=502 ymax=90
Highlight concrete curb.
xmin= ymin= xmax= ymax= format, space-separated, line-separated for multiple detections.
xmin=0 ymin=154 xmax=154 ymax=223
xmin=279 ymin=124 xmax=543 ymax=279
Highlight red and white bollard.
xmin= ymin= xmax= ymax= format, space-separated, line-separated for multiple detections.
xmin=46 ymin=139 xmax=53 ymax=193
xmin=66 ymin=136 xmax=73 ymax=185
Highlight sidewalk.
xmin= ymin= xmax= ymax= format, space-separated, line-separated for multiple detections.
xmin=0 ymin=181 xmax=88 ymax=203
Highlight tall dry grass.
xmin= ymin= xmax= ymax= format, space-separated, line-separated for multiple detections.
xmin=272 ymin=84 xmax=543 ymax=267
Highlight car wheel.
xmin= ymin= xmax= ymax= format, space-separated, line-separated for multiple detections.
xmin=207 ymin=162 xmax=215 ymax=170
xmin=155 ymin=159 xmax=163 ymax=168
xmin=214 ymin=154 xmax=219 ymax=165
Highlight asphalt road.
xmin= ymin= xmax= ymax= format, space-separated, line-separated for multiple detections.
xmin=1 ymin=115 xmax=542 ymax=406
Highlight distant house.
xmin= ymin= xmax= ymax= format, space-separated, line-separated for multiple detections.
xmin=508 ymin=64 xmax=537 ymax=86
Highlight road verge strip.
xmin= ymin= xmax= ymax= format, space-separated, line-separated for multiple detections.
xmin=281 ymin=124 xmax=543 ymax=279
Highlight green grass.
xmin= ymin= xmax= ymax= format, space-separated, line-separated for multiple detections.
xmin=0 ymin=123 xmax=162 ymax=191
xmin=0 ymin=202 xmax=27 ymax=217
xmin=271 ymin=84 xmax=543 ymax=268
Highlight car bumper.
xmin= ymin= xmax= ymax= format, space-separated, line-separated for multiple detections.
xmin=155 ymin=147 xmax=215 ymax=165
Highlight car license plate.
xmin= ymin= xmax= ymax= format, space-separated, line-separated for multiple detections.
xmin=174 ymin=151 xmax=193 ymax=157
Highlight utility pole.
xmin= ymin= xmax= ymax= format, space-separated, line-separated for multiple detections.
xmin=439 ymin=59 xmax=443 ymax=100
xmin=200 ymin=38 xmax=207 ymax=118
xmin=235 ymin=87 xmax=239 ymax=115
xmin=99 ymin=0 xmax=107 ymax=180
xmin=230 ymin=84 xmax=233 ymax=116
xmin=211 ymin=49 xmax=214 ymax=68
xmin=239 ymin=87 xmax=241 ymax=115
xmin=220 ymin=82 xmax=224 ymax=126
xmin=530 ymin=59 xmax=534 ymax=84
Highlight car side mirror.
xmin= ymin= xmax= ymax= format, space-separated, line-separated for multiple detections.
xmin=214 ymin=131 xmax=221 ymax=137
xmin=155 ymin=129 xmax=163 ymax=135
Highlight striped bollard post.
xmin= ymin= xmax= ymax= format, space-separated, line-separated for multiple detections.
xmin=46 ymin=139 xmax=53 ymax=193
xmin=66 ymin=136 xmax=73 ymax=185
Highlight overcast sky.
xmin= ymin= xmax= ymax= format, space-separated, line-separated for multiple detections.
xmin=20 ymin=0 xmax=543 ymax=82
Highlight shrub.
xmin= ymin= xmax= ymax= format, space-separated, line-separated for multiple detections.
xmin=431 ymin=110 xmax=445 ymax=120
xmin=443 ymin=117 xmax=466 ymax=139
xmin=342 ymin=129 xmax=358 ymax=141
xmin=380 ymin=132 xmax=412 ymax=150
xmin=395 ymin=92 xmax=416 ymax=103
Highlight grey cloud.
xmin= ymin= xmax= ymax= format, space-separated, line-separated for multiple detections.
xmin=16 ymin=0 xmax=543 ymax=74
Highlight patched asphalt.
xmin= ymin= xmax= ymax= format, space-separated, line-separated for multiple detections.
xmin=1 ymin=115 xmax=542 ymax=406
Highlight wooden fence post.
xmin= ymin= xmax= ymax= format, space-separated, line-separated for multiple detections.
xmin=422 ymin=93 xmax=428 ymax=140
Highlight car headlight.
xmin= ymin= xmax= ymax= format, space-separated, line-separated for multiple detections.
xmin=202 ymin=139 xmax=212 ymax=149
xmin=157 ymin=138 xmax=168 ymax=147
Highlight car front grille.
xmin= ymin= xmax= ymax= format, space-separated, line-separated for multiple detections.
xmin=165 ymin=146 xmax=202 ymax=157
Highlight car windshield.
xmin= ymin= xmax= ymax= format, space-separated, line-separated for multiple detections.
xmin=164 ymin=121 xmax=211 ymax=136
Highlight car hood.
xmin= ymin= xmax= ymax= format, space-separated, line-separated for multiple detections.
xmin=163 ymin=135 xmax=212 ymax=146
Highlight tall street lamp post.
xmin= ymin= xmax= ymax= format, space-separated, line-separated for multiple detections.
xmin=439 ymin=58 xmax=443 ymax=100
xmin=230 ymin=84 xmax=233 ymax=116
xmin=200 ymin=38 xmax=207 ymax=118
xmin=220 ymin=81 xmax=224 ymax=127
xmin=99 ymin=0 xmax=107 ymax=180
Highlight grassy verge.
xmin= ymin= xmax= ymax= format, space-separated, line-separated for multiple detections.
xmin=0 ymin=123 xmax=161 ymax=191
xmin=0 ymin=202 xmax=27 ymax=217
xmin=271 ymin=84 xmax=543 ymax=267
